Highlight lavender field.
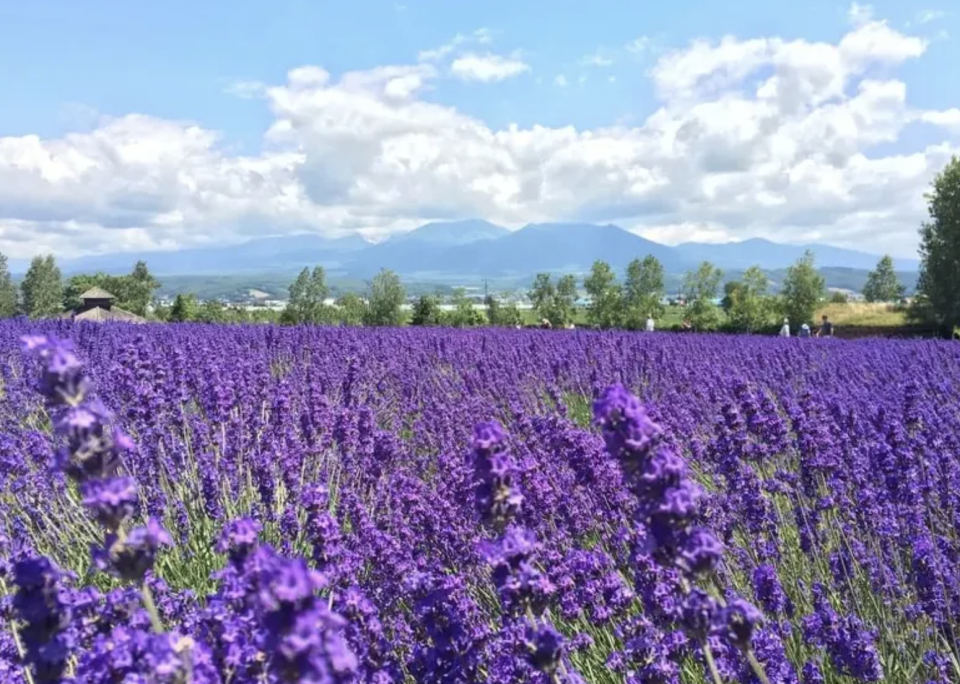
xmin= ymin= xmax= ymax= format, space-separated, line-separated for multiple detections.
xmin=2 ymin=320 xmax=960 ymax=684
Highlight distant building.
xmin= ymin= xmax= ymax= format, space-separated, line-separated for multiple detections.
xmin=62 ymin=287 xmax=146 ymax=324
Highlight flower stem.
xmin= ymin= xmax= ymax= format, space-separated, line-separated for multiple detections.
xmin=746 ymin=650 xmax=772 ymax=684
xmin=0 ymin=575 xmax=35 ymax=684
xmin=139 ymin=581 xmax=165 ymax=634
xmin=702 ymin=640 xmax=725 ymax=684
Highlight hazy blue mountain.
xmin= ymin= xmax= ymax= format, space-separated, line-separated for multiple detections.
xmin=11 ymin=220 xmax=920 ymax=285
xmin=389 ymin=219 xmax=510 ymax=245
xmin=347 ymin=222 xmax=691 ymax=278
xmin=675 ymin=237 xmax=919 ymax=271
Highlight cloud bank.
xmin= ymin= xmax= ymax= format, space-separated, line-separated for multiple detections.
xmin=1 ymin=9 xmax=957 ymax=260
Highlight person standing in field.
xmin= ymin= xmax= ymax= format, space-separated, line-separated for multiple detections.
xmin=799 ymin=323 xmax=811 ymax=338
xmin=779 ymin=318 xmax=790 ymax=338
xmin=817 ymin=315 xmax=834 ymax=338
xmin=646 ymin=315 xmax=655 ymax=332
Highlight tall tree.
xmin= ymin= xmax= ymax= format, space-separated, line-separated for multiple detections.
xmin=528 ymin=273 xmax=577 ymax=326
xmin=862 ymin=255 xmax=904 ymax=303
xmin=0 ymin=252 xmax=17 ymax=318
xmin=780 ymin=250 xmax=825 ymax=327
xmin=447 ymin=289 xmax=483 ymax=327
xmin=364 ymin=269 xmax=406 ymax=327
xmin=282 ymin=266 xmax=330 ymax=325
xmin=918 ymin=157 xmax=960 ymax=333
xmin=554 ymin=275 xmax=578 ymax=327
xmin=21 ymin=255 xmax=63 ymax=319
xmin=683 ymin=261 xmax=723 ymax=330
xmin=623 ymin=256 xmax=665 ymax=329
xmin=333 ymin=292 xmax=367 ymax=326
xmin=486 ymin=294 xmax=522 ymax=327
xmin=725 ymin=266 xmax=772 ymax=332
xmin=583 ymin=260 xmax=622 ymax=329
xmin=126 ymin=260 xmax=161 ymax=316
xmin=410 ymin=294 xmax=443 ymax=326
xmin=168 ymin=293 xmax=198 ymax=322
xmin=529 ymin=274 xmax=555 ymax=323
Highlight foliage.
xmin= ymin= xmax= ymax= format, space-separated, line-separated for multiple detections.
xmin=333 ymin=292 xmax=367 ymax=326
xmin=363 ymin=269 xmax=406 ymax=327
xmin=863 ymin=255 xmax=905 ymax=303
xmin=830 ymin=291 xmax=849 ymax=304
xmin=168 ymin=293 xmax=199 ymax=322
xmin=779 ymin=250 xmax=825 ymax=327
xmin=917 ymin=156 xmax=960 ymax=332
xmin=20 ymin=254 xmax=63 ymax=319
xmin=445 ymin=289 xmax=484 ymax=328
xmin=0 ymin=251 xmax=17 ymax=318
xmin=682 ymin=261 xmax=723 ymax=330
xmin=622 ymin=256 xmax=665 ymax=329
xmin=485 ymin=295 xmax=522 ymax=327
xmin=281 ymin=266 xmax=331 ymax=325
xmin=63 ymin=262 xmax=160 ymax=316
xmin=410 ymin=294 xmax=444 ymax=326
xmin=723 ymin=266 xmax=772 ymax=332
xmin=583 ymin=260 xmax=622 ymax=329
xmin=529 ymin=273 xmax=577 ymax=327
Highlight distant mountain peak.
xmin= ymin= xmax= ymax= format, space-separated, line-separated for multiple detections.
xmin=392 ymin=219 xmax=509 ymax=245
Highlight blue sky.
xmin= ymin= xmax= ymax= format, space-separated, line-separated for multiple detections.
xmin=0 ymin=0 xmax=957 ymax=259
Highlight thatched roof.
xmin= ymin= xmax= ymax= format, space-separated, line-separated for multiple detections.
xmin=68 ymin=306 xmax=146 ymax=324
xmin=79 ymin=286 xmax=116 ymax=300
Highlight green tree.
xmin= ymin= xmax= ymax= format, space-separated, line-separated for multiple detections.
xmin=918 ymin=157 xmax=960 ymax=333
xmin=364 ymin=269 xmax=406 ymax=327
xmin=780 ymin=250 xmax=825 ymax=327
xmin=554 ymin=275 xmax=578 ymax=326
xmin=169 ymin=293 xmax=198 ymax=322
xmin=282 ymin=266 xmax=330 ymax=325
xmin=623 ymin=256 xmax=665 ymax=329
xmin=830 ymin=291 xmax=849 ymax=304
xmin=528 ymin=273 xmax=577 ymax=326
xmin=0 ymin=252 xmax=18 ymax=318
xmin=21 ymin=255 xmax=63 ymax=319
xmin=410 ymin=294 xmax=444 ymax=326
xmin=683 ymin=261 xmax=723 ymax=330
xmin=529 ymin=274 xmax=555 ymax=323
xmin=863 ymin=255 xmax=904 ymax=303
xmin=126 ymin=261 xmax=160 ymax=316
xmin=486 ymin=295 xmax=522 ymax=327
xmin=583 ymin=260 xmax=622 ymax=329
xmin=446 ymin=289 xmax=484 ymax=327
xmin=333 ymin=292 xmax=367 ymax=326
xmin=196 ymin=299 xmax=230 ymax=324
xmin=725 ymin=266 xmax=771 ymax=332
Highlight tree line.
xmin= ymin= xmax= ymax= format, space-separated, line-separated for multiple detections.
xmin=0 ymin=255 xmax=162 ymax=320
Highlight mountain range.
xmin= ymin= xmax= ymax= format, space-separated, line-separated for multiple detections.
xmin=12 ymin=219 xmax=920 ymax=281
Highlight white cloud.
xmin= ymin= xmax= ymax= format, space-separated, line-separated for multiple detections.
xmin=450 ymin=53 xmax=530 ymax=82
xmin=554 ymin=74 xmax=569 ymax=87
xmin=916 ymin=9 xmax=946 ymax=24
xmin=848 ymin=2 xmax=875 ymax=27
xmin=226 ymin=80 xmax=266 ymax=99
xmin=0 ymin=12 xmax=956 ymax=260
xmin=418 ymin=28 xmax=494 ymax=63
xmin=626 ymin=36 xmax=651 ymax=55
xmin=581 ymin=50 xmax=614 ymax=68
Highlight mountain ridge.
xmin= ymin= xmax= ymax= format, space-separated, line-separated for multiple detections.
xmin=10 ymin=219 xmax=920 ymax=278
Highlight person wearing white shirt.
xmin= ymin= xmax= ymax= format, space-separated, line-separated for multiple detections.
xmin=645 ymin=315 xmax=655 ymax=332
xmin=779 ymin=318 xmax=790 ymax=338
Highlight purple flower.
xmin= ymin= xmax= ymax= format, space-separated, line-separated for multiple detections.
xmin=719 ymin=597 xmax=763 ymax=650
xmin=81 ymin=477 xmax=138 ymax=532
xmin=11 ymin=556 xmax=74 ymax=683
xmin=99 ymin=518 xmax=173 ymax=582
